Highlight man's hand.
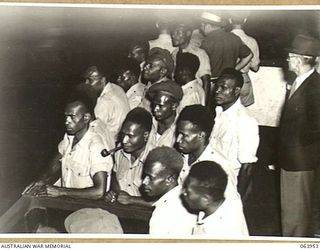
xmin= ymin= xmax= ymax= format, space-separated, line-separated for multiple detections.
xmin=45 ymin=185 xmax=63 ymax=197
xmin=117 ymin=191 xmax=133 ymax=205
xmin=105 ymin=190 xmax=118 ymax=203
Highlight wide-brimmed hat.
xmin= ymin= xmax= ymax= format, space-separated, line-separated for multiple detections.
xmin=199 ymin=12 xmax=226 ymax=27
xmin=286 ymin=34 xmax=320 ymax=57
xmin=64 ymin=208 xmax=123 ymax=234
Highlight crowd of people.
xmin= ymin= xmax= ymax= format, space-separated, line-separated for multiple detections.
xmin=29 ymin=11 xmax=320 ymax=238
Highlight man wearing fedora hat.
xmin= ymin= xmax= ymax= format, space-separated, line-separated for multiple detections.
xmin=278 ymin=34 xmax=320 ymax=237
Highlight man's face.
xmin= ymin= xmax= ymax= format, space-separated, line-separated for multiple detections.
xmin=142 ymin=161 xmax=168 ymax=197
xmin=151 ymin=94 xmax=175 ymax=122
xmin=287 ymin=53 xmax=300 ymax=73
xmin=120 ymin=121 xmax=147 ymax=154
xmin=84 ymin=70 xmax=105 ymax=95
xmin=116 ymin=69 xmax=135 ymax=93
xmin=174 ymin=67 xmax=189 ymax=86
xmin=181 ymin=176 xmax=205 ymax=211
xmin=64 ymin=102 xmax=88 ymax=136
xmin=214 ymin=76 xmax=240 ymax=110
xmin=143 ymin=57 xmax=165 ymax=82
xmin=171 ymin=26 xmax=190 ymax=47
xmin=176 ymin=120 xmax=202 ymax=154
xmin=128 ymin=46 xmax=145 ymax=64
xmin=200 ymin=22 xmax=210 ymax=36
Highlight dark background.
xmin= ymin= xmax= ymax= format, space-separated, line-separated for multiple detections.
xmin=0 ymin=5 xmax=319 ymax=219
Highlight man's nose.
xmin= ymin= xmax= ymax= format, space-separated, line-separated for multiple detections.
xmin=142 ymin=176 xmax=149 ymax=185
xmin=122 ymin=135 xmax=129 ymax=144
xmin=176 ymin=134 xmax=182 ymax=143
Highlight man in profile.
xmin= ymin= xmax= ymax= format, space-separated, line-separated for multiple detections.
xmin=34 ymin=92 xmax=112 ymax=199
xmin=142 ymin=146 xmax=197 ymax=235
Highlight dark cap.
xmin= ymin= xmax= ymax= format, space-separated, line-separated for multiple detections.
xmin=148 ymin=47 xmax=174 ymax=77
xmin=286 ymin=34 xmax=320 ymax=57
xmin=147 ymin=79 xmax=183 ymax=102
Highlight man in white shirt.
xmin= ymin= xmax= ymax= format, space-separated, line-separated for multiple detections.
xmin=147 ymin=79 xmax=183 ymax=147
xmin=141 ymin=146 xmax=197 ymax=235
xmin=171 ymin=22 xmax=211 ymax=105
xmin=210 ymin=68 xmax=259 ymax=202
xmin=175 ymin=105 xmax=238 ymax=198
xmin=105 ymin=107 xmax=154 ymax=202
xmin=139 ymin=47 xmax=175 ymax=111
xmin=83 ymin=65 xmax=130 ymax=140
xmin=174 ymin=52 xmax=205 ymax=114
xmin=229 ymin=13 xmax=260 ymax=107
xmin=181 ymin=161 xmax=248 ymax=237
xmin=34 ymin=92 xmax=112 ymax=199
xmin=115 ymin=58 xmax=145 ymax=110
xmin=149 ymin=20 xmax=175 ymax=54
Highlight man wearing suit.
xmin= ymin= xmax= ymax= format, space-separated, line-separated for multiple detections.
xmin=279 ymin=34 xmax=320 ymax=237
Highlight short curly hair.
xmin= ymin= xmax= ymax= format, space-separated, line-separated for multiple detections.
xmin=187 ymin=161 xmax=227 ymax=202
xmin=144 ymin=146 xmax=183 ymax=179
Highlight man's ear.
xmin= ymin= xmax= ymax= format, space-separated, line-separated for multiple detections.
xmin=171 ymin=102 xmax=178 ymax=111
xmin=84 ymin=113 xmax=91 ymax=123
xmin=160 ymin=67 xmax=168 ymax=77
xmin=198 ymin=131 xmax=206 ymax=141
xmin=235 ymin=86 xmax=241 ymax=96
xmin=101 ymin=76 xmax=107 ymax=85
xmin=166 ymin=175 xmax=176 ymax=185
xmin=143 ymin=131 xmax=150 ymax=142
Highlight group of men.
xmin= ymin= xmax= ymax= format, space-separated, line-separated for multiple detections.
xmin=29 ymin=11 xmax=320 ymax=238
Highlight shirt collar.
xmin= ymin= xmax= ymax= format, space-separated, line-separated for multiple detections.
xmin=66 ymin=128 xmax=91 ymax=150
xmin=153 ymin=185 xmax=181 ymax=207
xmin=231 ymin=28 xmax=245 ymax=36
xmin=158 ymin=34 xmax=171 ymax=39
xmin=217 ymin=98 xmax=242 ymax=118
xmin=182 ymin=79 xmax=198 ymax=91
xmin=99 ymin=82 xmax=112 ymax=97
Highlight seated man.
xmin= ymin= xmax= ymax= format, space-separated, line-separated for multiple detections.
xmin=139 ymin=47 xmax=174 ymax=111
xmin=147 ymin=79 xmax=183 ymax=147
xmin=142 ymin=146 xmax=197 ymax=235
xmin=34 ymin=92 xmax=113 ymax=199
xmin=115 ymin=58 xmax=145 ymax=109
xmin=83 ymin=65 xmax=130 ymax=140
xmin=105 ymin=107 xmax=154 ymax=203
xmin=182 ymin=161 xmax=249 ymax=237
xmin=128 ymin=40 xmax=150 ymax=82
xmin=175 ymin=104 xmax=238 ymax=197
xmin=174 ymin=52 xmax=205 ymax=114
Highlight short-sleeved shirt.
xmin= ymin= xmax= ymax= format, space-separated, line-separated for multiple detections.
xmin=126 ymin=82 xmax=145 ymax=110
xmin=113 ymin=143 xmax=153 ymax=196
xmin=179 ymin=144 xmax=238 ymax=198
xmin=95 ymin=83 xmax=130 ymax=139
xmin=172 ymin=44 xmax=211 ymax=85
xmin=201 ymin=29 xmax=252 ymax=78
xmin=57 ymin=128 xmax=112 ymax=189
xmin=149 ymin=118 xmax=177 ymax=147
xmin=177 ymin=79 xmax=205 ymax=114
xmin=149 ymin=34 xmax=175 ymax=54
xmin=149 ymin=185 xmax=197 ymax=235
xmin=192 ymin=195 xmax=249 ymax=237
xmin=210 ymin=99 xmax=259 ymax=176
xmin=231 ymin=29 xmax=260 ymax=74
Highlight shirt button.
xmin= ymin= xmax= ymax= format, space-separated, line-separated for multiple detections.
xmin=66 ymin=168 xmax=69 ymax=170
xmin=78 ymin=173 xmax=81 ymax=176
xmin=128 ymin=184 xmax=131 ymax=187
xmin=129 ymin=168 xmax=133 ymax=170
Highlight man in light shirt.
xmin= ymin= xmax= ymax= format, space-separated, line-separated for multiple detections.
xmin=34 ymin=92 xmax=112 ymax=199
xmin=147 ymin=79 xmax=183 ymax=147
xmin=171 ymin=22 xmax=211 ymax=105
xmin=230 ymin=13 xmax=260 ymax=107
xmin=115 ymin=58 xmax=145 ymax=109
xmin=175 ymin=105 xmax=238 ymax=198
xmin=210 ymin=68 xmax=259 ymax=202
xmin=149 ymin=19 xmax=175 ymax=54
xmin=139 ymin=47 xmax=175 ymax=111
xmin=105 ymin=107 xmax=154 ymax=203
xmin=83 ymin=65 xmax=130 ymax=140
xmin=142 ymin=146 xmax=197 ymax=235
xmin=182 ymin=161 xmax=248 ymax=237
xmin=174 ymin=52 xmax=205 ymax=114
